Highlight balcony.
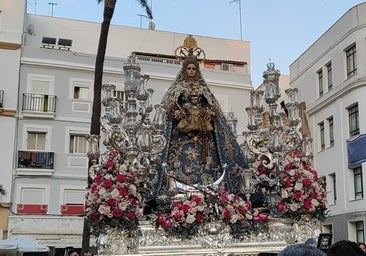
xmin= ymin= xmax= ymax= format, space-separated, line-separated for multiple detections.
xmin=22 ymin=93 xmax=57 ymax=118
xmin=17 ymin=150 xmax=54 ymax=176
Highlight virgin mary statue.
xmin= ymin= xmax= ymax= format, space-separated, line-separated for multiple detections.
xmin=152 ymin=36 xmax=248 ymax=200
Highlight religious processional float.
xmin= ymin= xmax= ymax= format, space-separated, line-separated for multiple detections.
xmin=84 ymin=36 xmax=328 ymax=255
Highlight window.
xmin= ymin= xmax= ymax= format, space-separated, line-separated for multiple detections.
xmin=73 ymin=86 xmax=89 ymax=100
xmin=27 ymin=131 xmax=46 ymax=150
xmin=69 ymin=134 xmax=88 ymax=154
xmin=326 ymin=62 xmax=332 ymax=90
xmin=348 ymin=104 xmax=359 ymax=137
xmin=356 ymin=221 xmax=365 ymax=243
xmin=346 ymin=44 xmax=357 ymax=78
xmin=20 ymin=188 xmax=45 ymax=204
xmin=115 ymin=89 xmax=127 ymax=109
xmin=322 ymin=224 xmax=333 ymax=235
xmin=329 ymin=173 xmax=337 ymax=204
xmin=354 ymin=167 xmax=363 ymax=200
xmin=63 ymin=189 xmax=85 ymax=205
xmin=328 ymin=117 xmax=334 ymax=147
xmin=319 ymin=121 xmax=325 ymax=151
xmin=317 ymin=69 xmax=323 ymax=96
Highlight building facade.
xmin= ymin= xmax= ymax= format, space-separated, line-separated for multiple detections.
xmin=0 ymin=0 xmax=25 ymax=239
xmin=290 ymin=2 xmax=366 ymax=243
xmin=1 ymin=0 xmax=253 ymax=252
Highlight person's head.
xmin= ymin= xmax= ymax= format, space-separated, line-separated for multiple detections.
xmin=327 ymin=240 xmax=364 ymax=256
xmin=277 ymin=243 xmax=326 ymax=256
xmin=67 ymin=248 xmax=79 ymax=256
xmin=305 ymin=238 xmax=317 ymax=247
xmin=358 ymin=242 xmax=366 ymax=253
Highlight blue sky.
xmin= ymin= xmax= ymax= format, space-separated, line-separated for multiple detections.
xmin=28 ymin=0 xmax=366 ymax=86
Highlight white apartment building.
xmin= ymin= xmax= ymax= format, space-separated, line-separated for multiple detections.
xmin=290 ymin=2 xmax=366 ymax=243
xmin=0 ymin=0 xmax=24 ymax=239
xmin=0 ymin=0 xmax=253 ymax=253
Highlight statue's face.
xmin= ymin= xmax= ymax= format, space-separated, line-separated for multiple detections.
xmin=186 ymin=64 xmax=197 ymax=77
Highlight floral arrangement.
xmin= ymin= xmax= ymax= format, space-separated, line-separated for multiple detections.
xmin=217 ymin=189 xmax=269 ymax=238
xmin=276 ymin=150 xmax=328 ymax=221
xmin=156 ymin=188 xmax=270 ymax=239
xmin=85 ymin=150 xmax=144 ymax=235
xmin=156 ymin=193 xmax=211 ymax=237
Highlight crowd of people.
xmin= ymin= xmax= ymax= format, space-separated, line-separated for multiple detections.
xmin=273 ymin=238 xmax=366 ymax=256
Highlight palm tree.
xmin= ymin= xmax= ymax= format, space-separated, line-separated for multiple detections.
xmin=82 ymin=1 xmax=152 ymax=254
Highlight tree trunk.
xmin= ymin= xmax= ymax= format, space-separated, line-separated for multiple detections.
xmin=81 ymin=2 xmax=116 ymax=255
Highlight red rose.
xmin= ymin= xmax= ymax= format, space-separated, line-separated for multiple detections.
xmin=285 ymin=178 xmax=292 ymax=188
xmin=310 ymin=191 xmax=318 ymax=199
xmin=196 ymin=212 xmax=204 ymax=222
xmin=116 ymin=173 xmax=126 ymax=182
xmin=103 ymin=179 xmax=113 ymax=189
xmin=224 ymin=209 xmax=231 ymax=219
xmin=161 ymin=220 xmax=171 ymax=230
xmin=157 ymin=214 xmax=167 ymax=224
xmin=191 ymin=194 xmax=202 ymax=204
xmin=127 ymin=211 xmax=136 ymax=219
xmin=107 ymin=198 xmax=116 ymax=206
xmin=172 ymin=201 xmax=182 ymax=209
xmin=90 ymin=212 xmax=100 ymax=220
xmin=277 ymin=203 xmax=285 ymax=212
xmin=172 ymin=212 xmax=181 ymax=220
xmin=303 ymin=178 xmax=312 ymax=187
xmin=90 ymin=184 xmax=98 ymax=193
xmin=105 ymin=161 xmax=115 ymax=169
xmin=129 ymin=197 xmax=137 ymax=205
xmin=293 ymin=191 xmax=302 ymax=200
xmin=303 ymin=199 xmax=313 ymax=210
xmin=118 ymin=187 xmax=128 ymax=196
xmin=93 ymin=174 xmax=102 ymax=183
xmin=113 ymin=208 xmax=123 ymax=217
xmin=182 ymin=204 xmax=190 ymax=213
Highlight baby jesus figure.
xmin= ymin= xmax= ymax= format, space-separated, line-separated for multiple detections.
xmin=175 ymin=93 xmax=215 ymax=135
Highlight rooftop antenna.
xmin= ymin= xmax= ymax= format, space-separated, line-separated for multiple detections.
xmin=48 ymin=2 xmax=57 ymax=17
xmin=229 ymin=0 xmax=243 ymax=40
xmin=137 ymin=14 xmax=148 ymax=28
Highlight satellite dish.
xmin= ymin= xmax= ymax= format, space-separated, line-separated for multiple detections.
xmin=26 ymin=24 xmax=35 ymax=35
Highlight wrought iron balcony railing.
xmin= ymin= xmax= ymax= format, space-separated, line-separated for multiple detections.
xmin=18 ymin=150 xmax=54 ymax=169
xmin=22 ymin=93 xmax=57 ymax=113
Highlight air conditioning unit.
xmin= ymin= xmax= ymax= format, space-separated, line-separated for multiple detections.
xmin=41 ymin=37 xmax=56 ymax=48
